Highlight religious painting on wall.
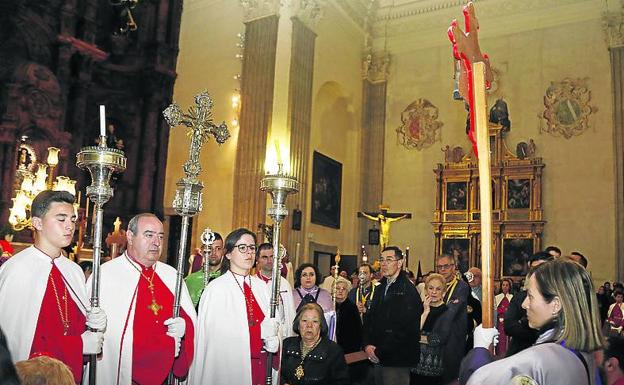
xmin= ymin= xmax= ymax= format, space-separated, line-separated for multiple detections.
xmin=502 ymin=238 xmax=533 ymax=277
xmin=507 ymin=179 xmax=531 ymax=209
xmin=446 ymin=181 xmax=468 ymax=211
xmin=395 ymin=98 xmax=443 ymax=150
xmin=311 ymin=151 xmax=342 ymax=229
xmin=442 ymin=238 xmax=470 ymax=273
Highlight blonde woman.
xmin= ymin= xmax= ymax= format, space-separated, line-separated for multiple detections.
xmin=412 ymin=273 xmax=460 ymax=385
xmin=460 ymin=259 xmax=605 ymax=385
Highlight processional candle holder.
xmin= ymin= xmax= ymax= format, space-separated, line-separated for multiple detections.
xmin=76 ymin=121 xmax=127 ymax=385
xmin=260 ymin=164 xmax=299 ymax=385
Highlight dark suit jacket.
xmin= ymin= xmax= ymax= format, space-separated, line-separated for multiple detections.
xmin=503 ymin=290 xmax=539 ymax=356
xmin=362 ymin=271 xmax=423 ymax=367
xmin=442 ymin=277 xmax=470 ymax=383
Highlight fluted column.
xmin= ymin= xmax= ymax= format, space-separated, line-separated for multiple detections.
xmin=286 ymin=18 xmax=316 ymax=265
xmin=232 ymin=16 xmax=279 ymax=229
xmin=359 ymin=54 xmax=389 ymax=258
xmin=604 ymin=3 xmax=624 ymax=280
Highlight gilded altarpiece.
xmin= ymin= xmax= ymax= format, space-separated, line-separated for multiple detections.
xmin=432 ymin=124 xmax=545 ymax=280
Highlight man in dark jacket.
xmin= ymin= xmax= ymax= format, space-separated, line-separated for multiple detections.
xmin=363 ymin=246 xmax=423 ymax=385
xmin=436 ymin=254 xmax=470 ymax=384
xmin=503 ymin=251 xmax=553 ymax=357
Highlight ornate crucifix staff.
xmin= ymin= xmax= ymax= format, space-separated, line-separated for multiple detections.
xmin=448 ymin=2 xmax=495 ymax=328
xmin=76 ymin=105 xmax=127 ymax=385
xmin=162 ymin=91 xmax=230 ymax=383
xmin=201 ymin=228 xmax=216 ymax=288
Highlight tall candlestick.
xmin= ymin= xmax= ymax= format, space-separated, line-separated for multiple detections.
xmin=99 ymin=105 xmax=106 ymax=138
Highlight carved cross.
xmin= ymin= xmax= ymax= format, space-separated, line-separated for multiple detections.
xmin=163 ymin=91 xmax=231 ymax=182
xmin=447 ymin=2 xmax=493 ymax=156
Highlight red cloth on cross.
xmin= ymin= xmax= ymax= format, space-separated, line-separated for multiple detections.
xmin=132 ymin=264 xmax=194 ymax=384
xmin=30 ymin=263 xmax=86 ymax=383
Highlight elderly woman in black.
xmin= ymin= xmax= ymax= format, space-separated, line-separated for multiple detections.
xmin=281 ymin=303 xmax=349 ymax=385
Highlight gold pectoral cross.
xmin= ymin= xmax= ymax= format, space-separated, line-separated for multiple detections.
xmin=148 ymin=299 xmax=163 ymax=316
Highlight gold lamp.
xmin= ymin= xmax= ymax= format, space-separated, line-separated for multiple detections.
xmin=8 ymin=146 xmax=78 ymax=231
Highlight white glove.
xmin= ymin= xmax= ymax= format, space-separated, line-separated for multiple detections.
xmin=86 ymin=307 xmax=107 ymax=331
xmin=261 ymin=317 xmax=278 ymax=339
xmin=174 ymin=336 xmax=181 ymax=358
xmin=81 ymin=331 xmax=104 ymax=355
xmin=164 ymin=317 xmax=186 ymax=339
xmin=473 ymin=325 xmax=499 ymax=349
xmin=263 ymin=335 xmax=279 ymax=353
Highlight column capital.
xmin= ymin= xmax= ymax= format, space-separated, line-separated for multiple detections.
xmin=239 ymin=0 xmax=280 ymax=22
xmin=288 ymin=0 xmax=325 ymax=30
xmin=362 ymin=52 xmax=390 ymax=83
xmin=603 ymin=4 xmax=624 ymax=48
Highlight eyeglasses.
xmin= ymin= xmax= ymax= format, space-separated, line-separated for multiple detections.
xmin=379 ymin=258 xmax=399 ymax=264
xmin=436 ymin=263 xmax=455 ymax=270
xmin=235 ymin=244 xmax=256 ymax=253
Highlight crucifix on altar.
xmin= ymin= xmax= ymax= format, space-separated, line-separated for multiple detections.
xmin=357 ymin=205 xmax=411 ymax=250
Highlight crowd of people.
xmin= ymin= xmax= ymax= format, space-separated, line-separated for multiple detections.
xmin=1 ymin=190 xmax=624 ymax=385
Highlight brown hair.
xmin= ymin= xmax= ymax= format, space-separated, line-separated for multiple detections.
xmin=16 ymin=356 xmax=74 ymax=385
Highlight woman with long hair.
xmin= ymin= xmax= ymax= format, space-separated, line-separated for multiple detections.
xmin=460 ymin=259 xmax=605 ymax=385
xmin=189 ymin=228 xmax=280 ymax=385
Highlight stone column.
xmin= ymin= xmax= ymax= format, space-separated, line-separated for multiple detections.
xmin=286 ymin=18 xmax=317 ymax=265
xmin=231 ymin=15 xmax=279 ymax=229
xmin=604 ymin=4 xmax=624 ymax=280
xmin=359 ymin=54 xmax=389 ymax=259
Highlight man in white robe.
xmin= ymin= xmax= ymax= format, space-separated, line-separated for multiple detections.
xmin=255 ymin=242 xmax=297 ymax=336
xmin=92 ymin=213 xmax=197 ymax=384
xmin=0 ymin=190 xmax=105 ymax=383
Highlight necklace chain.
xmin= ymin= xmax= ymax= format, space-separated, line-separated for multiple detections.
xmin=126 ymin=256 xmax=163 ymax=316
xmin=49 ymin=272 xmax=70 ymax=335
xmin=295 ymin=338 xmax=321 ymax=380
xmin=231 ymin=271 xmax=255 ymax=326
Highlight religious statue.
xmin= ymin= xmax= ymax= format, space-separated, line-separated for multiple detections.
xmin=357 ymin=206 xmax=411 ymax=250
xmin=105 ymin=217 xmax=127 ymax=259
xmin=489 ymin=98 xmax=511 ymax=131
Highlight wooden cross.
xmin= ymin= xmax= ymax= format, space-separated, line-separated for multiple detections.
xmin=357 ymin=205 xmax=412 ymax=250
xmin=448 ymin=2 xmax=495 ymax=328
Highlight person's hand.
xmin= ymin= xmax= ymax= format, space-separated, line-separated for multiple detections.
xmin=81 ymin=331 xmax=104 ymax=355
xmin=423 ymin=295 xmax=432 ymax=313
xmin=261 ymin=318 xmax=279 ymax=339
xmin=473 ymin=325 xmax=499 ymax=349
xmin=364 ymin=345 xmax=380 ymax=364
xmin=263 ymin=335 xmax=279 ymax=353
xmin=164 ymin=317 xmax=186 ymax=339
xmin=357 ymin=302 xmax=366 ymax=314
xmin=86 ymin=307 xmax=107 ymax=331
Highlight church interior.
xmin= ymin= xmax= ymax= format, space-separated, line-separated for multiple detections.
xmin=1 ymin=0 xmax=623 ymax=287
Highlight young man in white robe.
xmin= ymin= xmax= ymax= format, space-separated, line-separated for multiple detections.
xmin=92 ymin=213 xmax=197 ymax=384
xmin=255 ymin=242 xmax=297 ymax=337
xmin=189 ymin=228 xmax=280 ymax=385
xmin=0 ymin=190 xmax=106 ymax=383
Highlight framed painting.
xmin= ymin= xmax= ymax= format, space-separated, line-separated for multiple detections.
xmin=507 ymin=179 xmax=531 ymax=209
xmin=442 ymin=238 xmax=470 ymax=273
xmin=311 ymin=151 xmax=342 ymax=229
xmin=502 ymin=238 xmax=534 ymax=277
xmin=446 ymin=181 xmax=468 ymax=211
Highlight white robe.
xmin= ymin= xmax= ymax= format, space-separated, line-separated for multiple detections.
xmin=0 ymin=246 xmax=88 ymax=363
xmin=261 ymin=275 xmax=297 ymax=338
xmin=188 ymin=272 xmax=271 ymax=385
xmin=89 ymin=253 xmax=197 ymax=385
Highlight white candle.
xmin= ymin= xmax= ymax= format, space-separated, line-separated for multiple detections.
xmin=295 ymin=242 xmax=300 ymax=260
xmin=99 ymin=105 xmax=106 ymax=137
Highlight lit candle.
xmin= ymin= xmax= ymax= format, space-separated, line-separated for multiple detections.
xmin=295 ymin=242 xmax=300 ymax=260
xmin=99 ymin=105 xmax=106 ymax=138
